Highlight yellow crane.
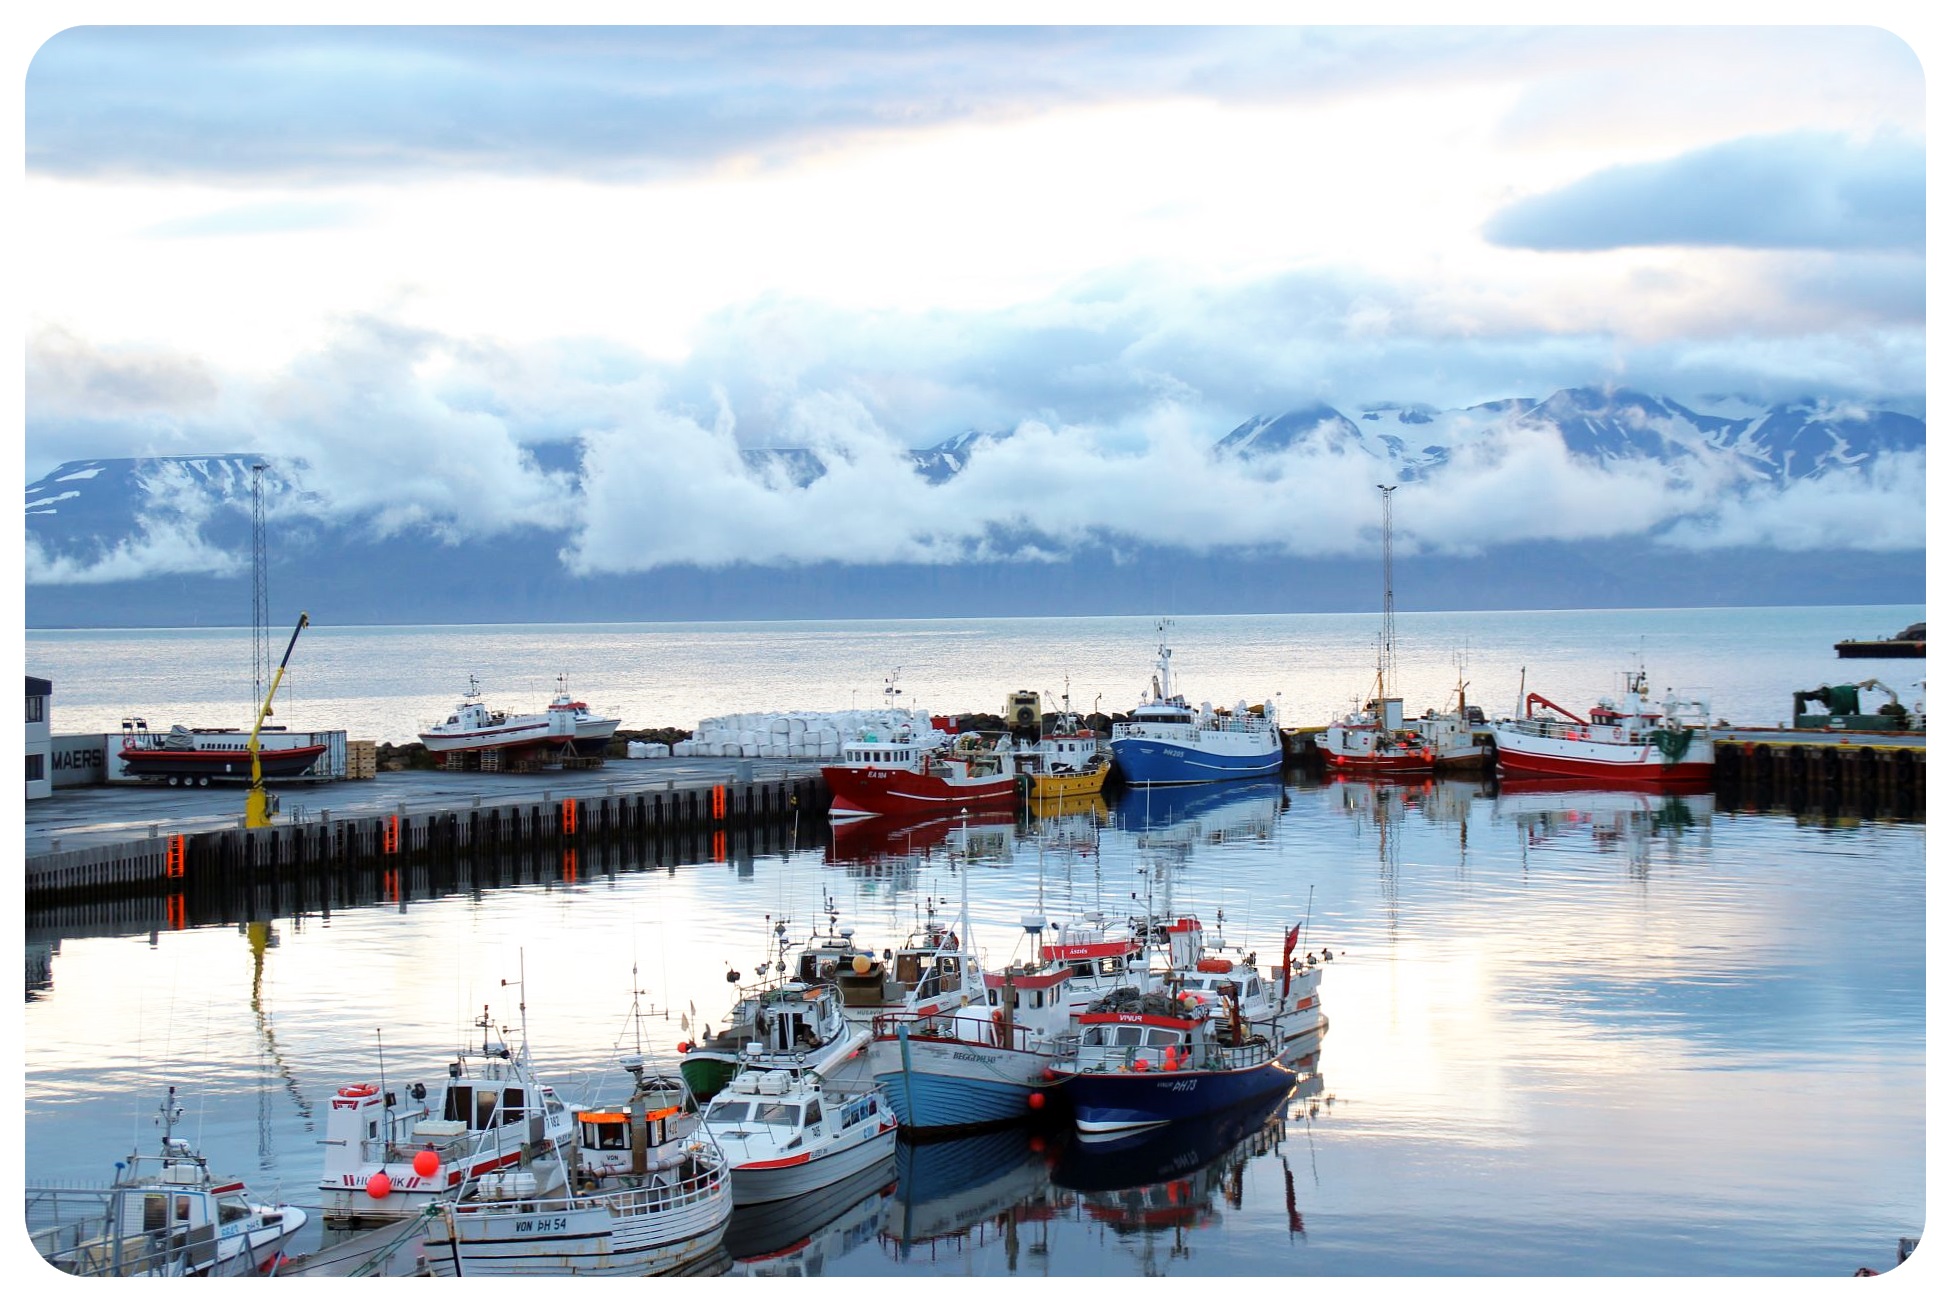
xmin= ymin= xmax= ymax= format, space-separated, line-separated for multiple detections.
xmin=246 ymin=611 xmax=309 ymax=828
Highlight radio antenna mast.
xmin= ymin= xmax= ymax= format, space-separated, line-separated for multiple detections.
xmin=1378 ymin=484 xmax=1397 ymax=700
xmin=251 ymin=462 xmax=271 ymax=712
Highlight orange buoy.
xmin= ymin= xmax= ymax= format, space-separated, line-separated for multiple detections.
xmin=1132 ymin=1059 xmax=1150 ymax=1072
xmin=412 ymin=1150 xmax=439 ymax=1178
xmin=677 ymin=1041 xmax=691 ymax=1054
xmin=366 ymin=1172 xmax=392 ymax=1200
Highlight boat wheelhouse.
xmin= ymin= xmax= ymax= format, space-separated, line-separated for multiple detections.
xmin=1109 ymin=623 xmax=1281 ymax=786
xmin=319 ymin=1008 xmax=577 ymax=1226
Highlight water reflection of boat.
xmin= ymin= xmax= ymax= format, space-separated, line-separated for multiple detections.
xmin=880 ymin=1128 xmax=1057 ymax=1258
xmin=1112 ymin=775 xmax=1283 ymax=839
xmin=825 ymin=808 xmax=1017 ymax=868
xmin=722 ymin=1154 xmax=897 ymax=1272
xmin=1052 ymin=1071 xmax=1319 ymax=1257
xmin=1493 ymin=781 xmax=1714 ymax=860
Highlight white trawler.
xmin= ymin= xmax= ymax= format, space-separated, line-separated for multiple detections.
xmin=418 ymin=674 xmax=620 ymax=756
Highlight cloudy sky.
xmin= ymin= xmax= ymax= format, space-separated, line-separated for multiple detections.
xmin=17 ymin=18 xmax=1931 ymax=578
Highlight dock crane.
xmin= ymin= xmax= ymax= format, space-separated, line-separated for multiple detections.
xmin=246 ymin=612 xmax=309 ymax=828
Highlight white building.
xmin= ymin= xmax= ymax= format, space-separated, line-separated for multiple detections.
xmin=25 ymin=676 xmax=52 ymax=801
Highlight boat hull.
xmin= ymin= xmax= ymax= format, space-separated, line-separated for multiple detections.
xmin=118 ymin=744 xmax=326 ymax=781
xmin=1492 ymin=727 xmax=1714 ymax=786
xmin=679 ymin=1053 xmax=742 ymax=1104
xmin=1059 ymin=1056 xmax=1303 ymax=1136
xmin=1109 ymin=737 xmax=1281 ymax=786
xmin=425 ymin=1180 xmax=731 ymax=1277
xmin=726 ymin=1122 xmax=898 ymax=1206
xmin=821 ymin=765 xmax=1018 ymax=819
xmin=1028 ymin=762 xmax=1109 ymax=800
xmin=871 ymin=1031 xmax=1052 ymax=1133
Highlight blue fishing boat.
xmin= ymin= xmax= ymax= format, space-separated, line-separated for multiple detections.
xmin=1048 ymin=975 xmax=1322 ymax=1138
xmin=1109 ymin=622 xmax=1281 ymax=785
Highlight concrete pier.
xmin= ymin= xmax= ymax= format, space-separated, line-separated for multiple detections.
xmin=22 ymin=759 xmax=830 ymax=901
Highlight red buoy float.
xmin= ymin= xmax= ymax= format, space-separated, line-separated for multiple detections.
xmin=1028 ymin=1091 xmax=1046 ymax=1110
xmin=1041 ymin=1067 xmax=1057 ymax=1082
xmin=366 ymin=1172 xmax=392 ymax=1200
xmin=677 ymin=1041 xmax=691 ymax=1054
xmin=412 ymin=1149 xmax=439 ymax=1178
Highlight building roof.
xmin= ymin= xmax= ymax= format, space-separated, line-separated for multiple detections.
xmin=26 ymin=675 xmax=52 ymax=696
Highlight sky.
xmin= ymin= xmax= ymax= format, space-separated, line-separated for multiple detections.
xmin=13 ymin=14 xmax=1934 ymax=581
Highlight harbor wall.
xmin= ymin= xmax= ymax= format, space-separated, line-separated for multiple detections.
xmin=23 ymin=772 xmax=828 ymax=901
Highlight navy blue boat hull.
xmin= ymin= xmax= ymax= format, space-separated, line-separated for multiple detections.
xmin=1057 ymin=1056 xmax=1301 ymax=1136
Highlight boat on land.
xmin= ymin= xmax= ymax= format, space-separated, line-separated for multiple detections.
xmin=117 ymin=722 xmax=326 ymax=785
xmin=1109 ymin=622 xmax=1281 ymax=785
xmin=821 ymin=726 xmax=1021 ymax=819
xmin=425 ymin=1046 xmax=732 ymax=1275
xmin=319 ymin=1008 xmax=576 ymax=1227
xmin=417 ymin=674 xmax=620 ymax=757
xmin=27 ymin=1085 xmax=308 ymax=1277
xmin=1489 ymin=667 xmax=1714 ymax=787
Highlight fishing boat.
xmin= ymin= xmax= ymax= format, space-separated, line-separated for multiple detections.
xmin=1047 ymin=908 xmax=1326 ymax=1138
xmin=418 ymin=674 xmax=620 ymax=757
xmin=1109 ymin=621 xmax=1281 ymax=785
xmin=821 ymin=727 xmax=1020 ymax=820
xmin=1410 ymin=665 xmax=1490 ymax=773
xmin=27 ymin=1086 xmax=308 ymax=1277
xmin=319 ymin=1008 xmax=577 ymax=1227
xmin=1017 ymin=684 xmax=1112 ymax=801
xmin=681 ymin=921 xmax=876 ymax=1102
xmin=1320 ymin=485 xmax=1476 ymax=776
xmin=870 ymin=911 xmax=1147 ymax=1133
xmin=425 ymin=1053 xmax=732 ymax=1275
xmin=116 ymin=722 xmax=326 ymax=785
xmin=1489 ymin=667 xmax=1714 ymax=787
xmin=1047 ymin=983 xmax=1314 ymax=1138
xmin=1149 ymin=915 xmax=1327 ymax=1059
xmin=702 ymin=1062 xmax=897 ymax=1206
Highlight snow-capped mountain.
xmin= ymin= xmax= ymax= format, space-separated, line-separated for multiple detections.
xmin=24 ymin=387 xmax=1924 ymax=625
xmin=1219 ymin=387 xmax=1924 ymax=486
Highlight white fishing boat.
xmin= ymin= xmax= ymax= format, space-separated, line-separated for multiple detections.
xmin=425 ymin=1044 xmax=732 ymax=1275
xmin=319 ymin=1008 xmax=577 ymax=1227
xmin=703 ymin=1062 xmax=897 ymax=1205
xmin=27 ymin=1086 xmax=308 ymax=1277
xmin=682 ymin=919 xmax=878 ymax=1101
xmin=418 ymin=673 xmax=620 ymax=756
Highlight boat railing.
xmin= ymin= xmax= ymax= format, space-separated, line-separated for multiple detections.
xmin=1506 ymin=716 xmax=1611 ymax=743
xmin=872 ymin=1010 xmax=1047 ymax=1053
xmin=457 ymin=1159 xmax=727 ymax=1219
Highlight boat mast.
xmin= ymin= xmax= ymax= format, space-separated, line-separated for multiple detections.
xmin=251 ymin=462 xmax=270 ymax=714
xmin=1378 ymin=484 xmax=1397 ymax=704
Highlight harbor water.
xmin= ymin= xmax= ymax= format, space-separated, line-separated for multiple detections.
xmin=17 ymin=607 xmax=1928 ymax=1277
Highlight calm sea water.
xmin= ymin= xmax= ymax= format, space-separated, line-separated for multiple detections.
xmin=21 ymin=604 xmax=1931 ymax=744
xmin=16 ymin=608 xmax=1928 ymax=1277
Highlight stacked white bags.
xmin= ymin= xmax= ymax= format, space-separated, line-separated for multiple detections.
xmin=670 ymin=709 xmax=944 ymax=760
xmin=623 ymin=741 xmax=672 ymax=759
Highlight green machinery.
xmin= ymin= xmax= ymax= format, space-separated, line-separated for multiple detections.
xmin=1792 ymin=680 xmax=1910 ymax=731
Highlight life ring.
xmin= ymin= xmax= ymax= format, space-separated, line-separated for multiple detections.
xmin=339 ymin=1083 xmax=379 ymax=1098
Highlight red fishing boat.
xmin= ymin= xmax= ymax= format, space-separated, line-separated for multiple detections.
xmin=1489 ymin=668 xmax=1714 ymax=787
xmin=822 ymin=727 xmax=1020 ymax=820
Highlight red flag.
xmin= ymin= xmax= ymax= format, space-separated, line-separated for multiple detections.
xmin=1281 ymin=922 xmax=1302 ymax=998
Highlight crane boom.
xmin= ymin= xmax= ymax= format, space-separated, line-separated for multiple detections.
xmin=246 ymin=612 xmax=309 ymax=828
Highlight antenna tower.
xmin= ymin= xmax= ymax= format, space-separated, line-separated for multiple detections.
xmin=251 ymin=462 xmax=271 ymax=709
xmin=1378 ymin=483 xmax=1397 ymax=700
